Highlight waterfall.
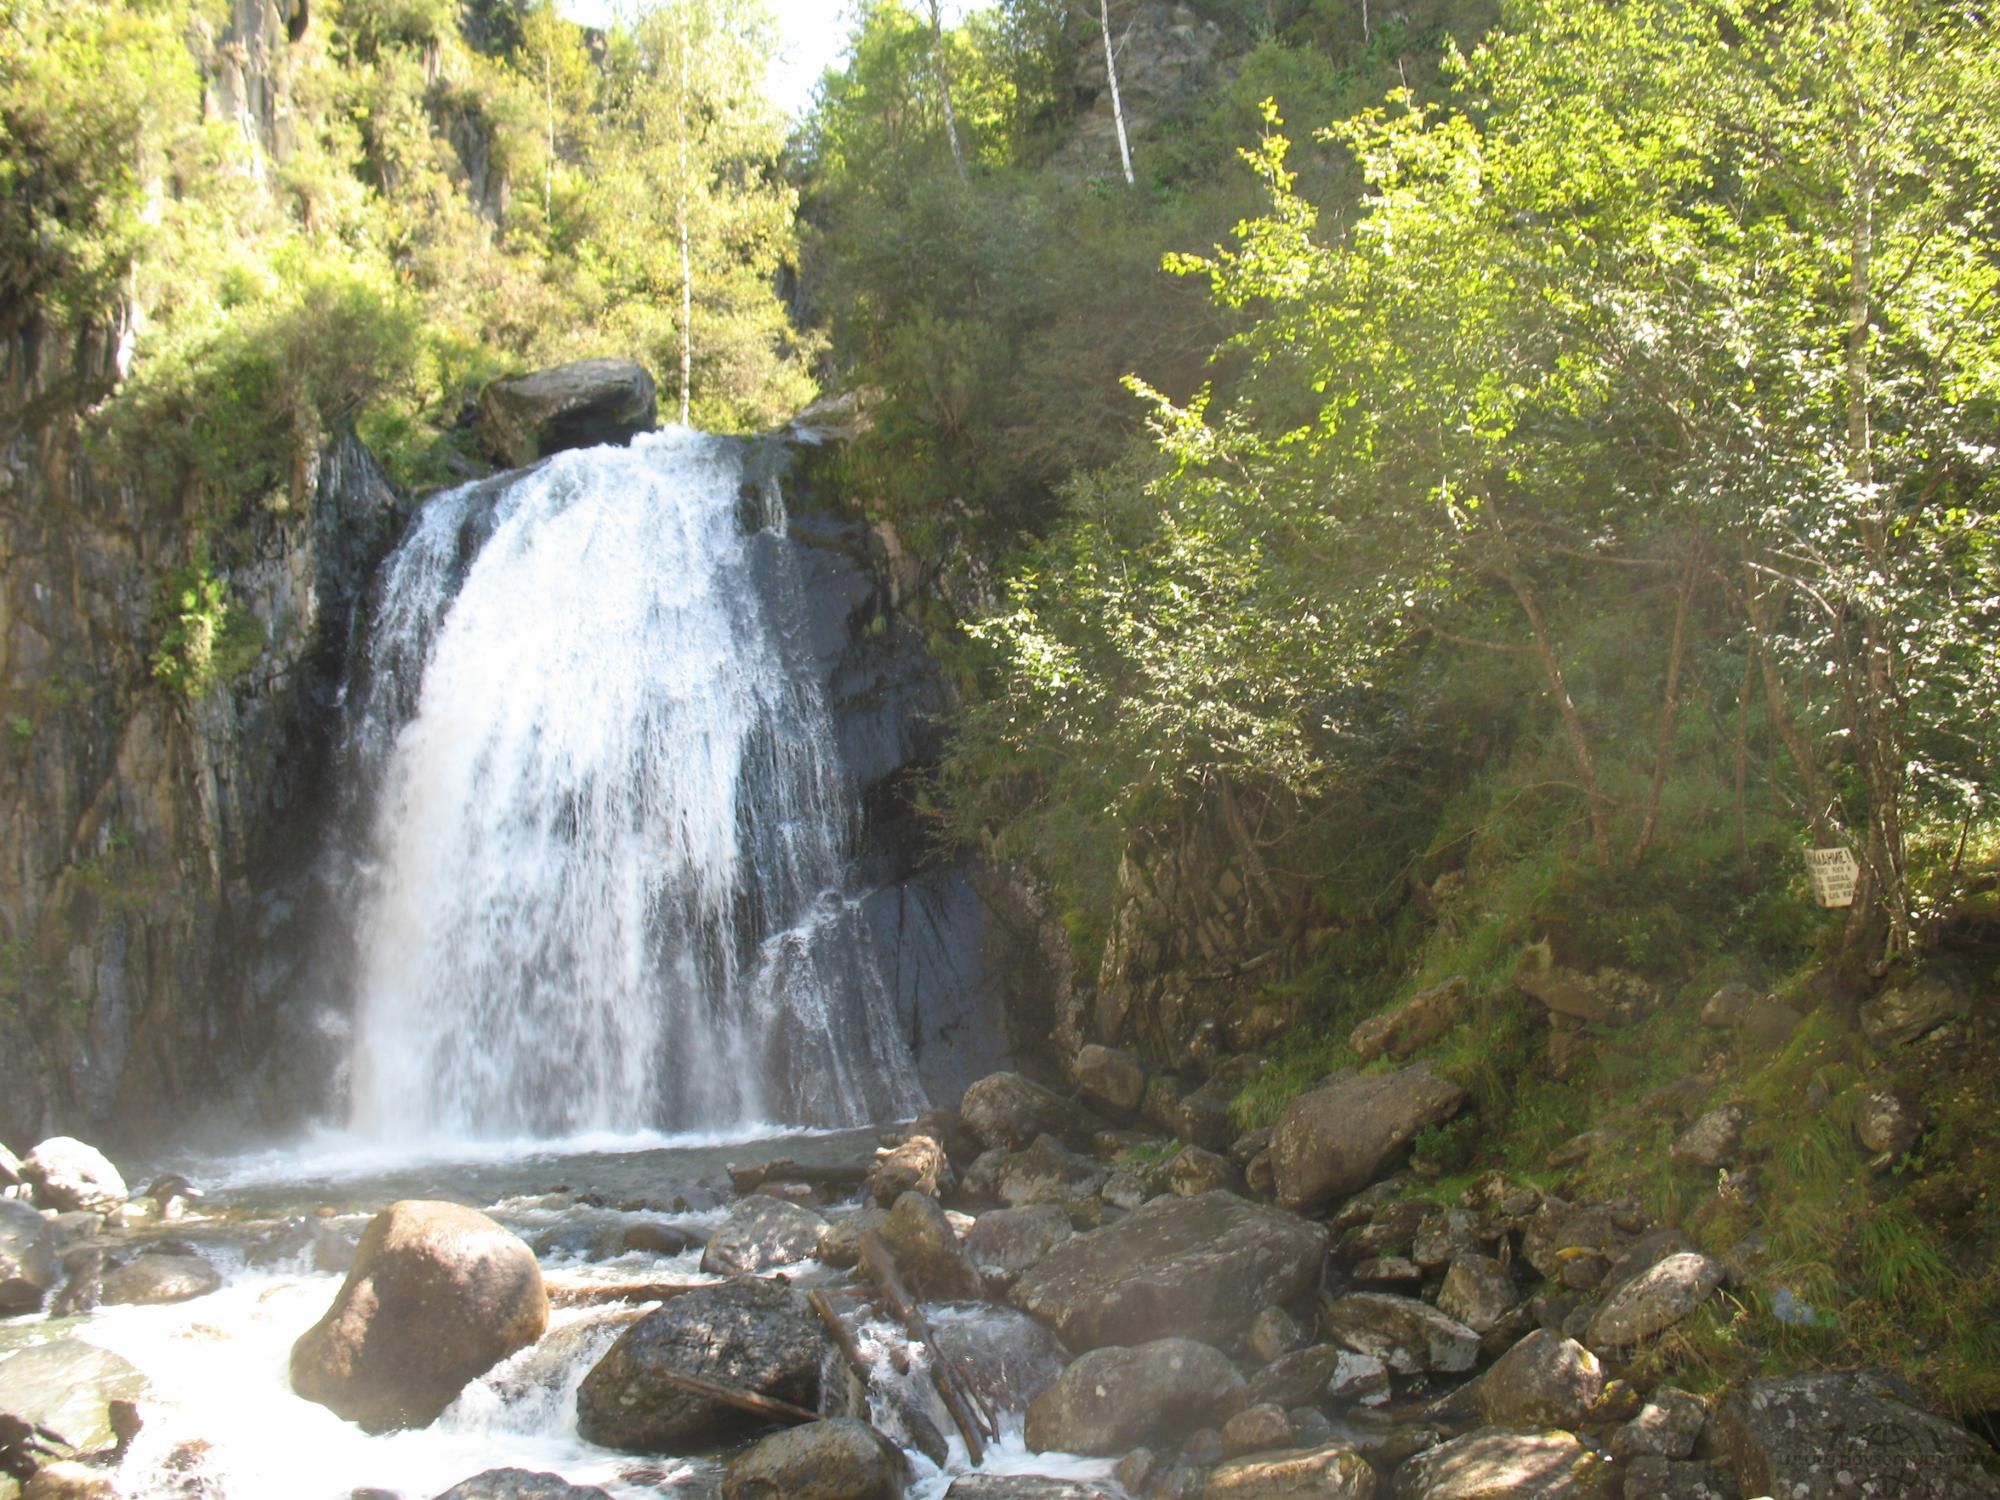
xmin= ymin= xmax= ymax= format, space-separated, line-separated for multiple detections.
xmin=339 ymin=431 xmax=927 ymax=1141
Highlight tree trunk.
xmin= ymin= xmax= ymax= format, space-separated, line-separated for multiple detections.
xmin=928 ymin=0 xmax=966 ymax=180
xmin=1099 ymin=0 xmax=1135 ymax=185
xmin=1630 ymin=539 xmax=1703 ymax=864
xmin=1504 ymin=568 xmax=1614 ymax=870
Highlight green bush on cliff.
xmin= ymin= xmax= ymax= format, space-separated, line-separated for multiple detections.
xmin=149 ymin=555 xmax=261 ymax=699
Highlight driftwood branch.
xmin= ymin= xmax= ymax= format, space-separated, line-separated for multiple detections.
xmin=858 ymin=1232 xmax=990 ymax=1464
xmin=546 ymin=1280 xmax=704 ymax=1309
xmin=649 ymin=1369 xmax=820 ymax=1426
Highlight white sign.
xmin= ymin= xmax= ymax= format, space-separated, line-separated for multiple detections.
xmin=1804 ymin=847 xmax=1860 ymax=908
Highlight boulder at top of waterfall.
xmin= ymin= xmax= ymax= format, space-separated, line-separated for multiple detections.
xmin=879 ymin=1191 xmax=982 ymax=1302
xmin=960 ymin=1072 xmax=1096 ymax=1152
xmin=1391 ymin=1427 xmax=1596 ymax=1500
xmin=0 ymin=1336 xmax=149 ymax=1454
xmin=290 ymin=1199 xmax=548 ymax=1432
xmin=476 ymin=358 xmax=658 ymax=469
xmin=722 ymin=1418 xmax=910 ymax=1500
xmin=575 ymin=1277 xmax=822 ymax=1454
xmin=431 ymin=1470 xmax=612 ymax=1499
xmin=1023 ymin=1337 xmax=1244 ymax=1455
xmin=1270 ymin=1065 xmax=1467 ymax=1213
xmin=0 ymin=1197 xmax=58 ymax=1313
xmin=1204 ymin=1442 xmax=1378 ymax=1500
xmin=19 ymin=1139 xmax=126 ymax=1215
xmin=1008 ymin=1190 xmax=1326 ymax=1350
xmin=700 ymin=1196 xmax=828 ymax=1276
xmin=98 ymin=1250 xmax=221 ymax=1306
xmin=1584 ymin=1252 xmax=1726 ymax=1350
xmin=1713 ymin=1371 xmax=2000 ymax=1499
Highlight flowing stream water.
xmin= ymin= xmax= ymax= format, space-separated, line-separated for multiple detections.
xmin=0 ymin=434 xmax=1076 ymax=1498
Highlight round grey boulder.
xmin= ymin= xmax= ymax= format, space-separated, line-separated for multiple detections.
xmin=700 ymin=1196 xmax=828 ymax=1276
xmin=722 ymin=1418 xmax=910 ymax=1500
xmin=1024 ymin=1337 xmax=1243 ymax=1456
xmin=20 ymin=1139 xmax=126 ymax=1215
xmin=98 ymin=1251 xmax=222 ymax=1306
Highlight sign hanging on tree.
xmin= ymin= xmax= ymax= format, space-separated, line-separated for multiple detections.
xmin=1804 ymin=847 xmax=1860 ymax=908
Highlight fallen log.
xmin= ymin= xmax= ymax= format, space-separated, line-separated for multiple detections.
xmin=546 ymin=1279 xmax=704 ymax=1308
xmin=647 ymin=1369 xmax=820 ymax=1427
xmin=858 ymin=1231 xmax=990 ymax=1465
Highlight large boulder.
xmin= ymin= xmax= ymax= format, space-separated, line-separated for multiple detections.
xmin=960 ymin=1073 xmax=1095 ymax=1152
xmin=1024 ymin=1338 xmax=1243 ymax=1455
xmin=0 ymin=1198 xmax=58 ymax=1313
xmin=19 ymin=1139 xmax=125 ymax=1215
xmin=98 ymin=1251 xmax=222 ymax=1306
xmin=290 ymin=1200 xmax=548 ymax=1432
xmin=722 ymin=1418 xmax=910 ymax=1500
xmin=1860 ymin=966 xmax=1974 ymax=1050
xmin=701 ymin=1196 xmax=829 ymax=1276
xmin=476 ymin=358 xmax=658 ymax=469
xmin=1009 ymin=1191 xmax=1326 ymax=1350
xmin=1712 ymin=1371 xmax=2000 ymax=1499
xmin=1350 ymin=978 xmax=1467 ymax=1064
xmin=1322 ymin=1293 xmax=1479 ymax=1376
xmin=1391 ymin=1427 xmax=1598 ymax=1499
xmin=575 ymin=1277 xmax=822 ymax=1453
xmin=994 ymin=1135 xmax=1106 ymax=1210
xmin=0 ymin=1337 xmax=148 ymax=1454
xmin=965 ymin=1203 xmax=1074 ymax=1293
xmin=1440 ymin=1330 xmax=1601 ymax=1428
xmin=1072 ymin=1045 xmax=1147 ymax=1119
xmin=1204 ymin=1443 xmax=1378 ymax=1500
xmin=1270 ymin=1066 xmax=1466 ymax=1213
xmin=879 ymin=1191 xmax=982 ymax=1302
xmin=929 ymin=1304 xmax=1070 ymax=1413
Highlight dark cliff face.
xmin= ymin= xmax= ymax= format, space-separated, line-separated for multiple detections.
xmin=0 ymin=315 xmax=408 ymax=1152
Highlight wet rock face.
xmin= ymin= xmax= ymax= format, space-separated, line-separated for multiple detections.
xmin=475 ymin=358 xmax=658 ymax=469
xmin=722 ymin=1418 xmax=910 ymax=1500
xmin=575 ymin=1277 xmax=823 ymax=1454
xmin=1270 ymin=1065 xmax=1467 ymax=1213
xmin=1008 ymin=1190 xmax=1326 ymax=1351
xmin=290 ymin=1200 xmax=548 ymax=1432
xmin=1714 ymin=1371 xmax=2000 ymax=1499
xmin=1023 ymin=1337 xmax=1243 ymax=1455
xmin=0 ymin=1199 xmax=58 ymax=1313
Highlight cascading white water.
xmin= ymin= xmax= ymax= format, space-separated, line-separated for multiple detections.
xmin=342 ymin=430 xmax=926 ymax=1140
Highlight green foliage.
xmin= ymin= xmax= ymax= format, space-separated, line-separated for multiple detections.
xmin=149 ymin=555 xmax=261 ymax=698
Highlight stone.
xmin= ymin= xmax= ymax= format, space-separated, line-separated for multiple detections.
xmin=928 ymin=1305 xmax=1069 ymax=1413
xmin=1072 ymin=1045 xmax=1147 ymax=1119
xmin=700 ymin=1196 xmax=828 ymax=1276
xmin=1411 ymin=1209 xmax=1482 ymax=1268
xmin=1512 ymin=942 xmax=1655 ymax=1024
xmin=1246 ymin=1307 xmax=1309 ymax=1365
xmin=1350 ymin=977 xmax=1468 ymax=1063
xmin=880 ymin=1191 xmax=982 ymax=1302
xmin=1392 ymin=1428 xmax=1599 ymax=1498
xmin=1713 ymin=1370 xmax=2000 ymax=1499
xmin=1853 ymin=1089 xmax=1925 ymax=1164
xmin=1245 ymin=1346 xmax=1345 ymax=1409
xmin=1164 ymin=1145 xmax=1240 ymax=1197
xmin=1146 ymin=1075 xmax=1241 ymax=1153
xmin=1220 ymin=1402 xmax=1294 ymax=1456
xmin=1443 ymin=1329 xmax=1601 ymax=1428
xmin=866 ymin=1133 xmax=953 ymax=1208
xmin=0 ymin=1199 xmax=58 ymax=1314
xmin=0 ymin=1338 xmax=148 ymax=1454
xmin=1352 ymin=1257 xmax=1422 ymax=1285
xmin=1009 ymin=1191 xmax=1326 ymax=1351
xmin=721 ymin=1418 xmax=910 ymax=1500
xmin=1699 ymin=981 xmax=1757 ymax=1028
xmin=476 ymin=358 xmax=658 ymax=468
xmin=432 ymin=1470 xmax=612 ymax=1499
xmin=1611 ymin=1387 xmax=1707 ymax=1461
xmin=1204 ymin=1443 xmax=1377 ymax=1499
xmin=1437 ymin=1254 xmax=1518 ymax=1334
xmin=816 ymin=1209 xmax=887 ymax=1270
xmin=1616 ymin=1457 xmax=1733 ymax=1500
xmin=1741 ymin=999 xmax=1803 ymax=1047
xmin=944 ymin=1481 xmax=1116 ymax=1500
xmin=19 ymin=1140 xmax=125 ymax=1215
xmin=1860 ymin=967 xmax=1974 ymax=1049
xmin=1668 ymin=1104 xmax=1751 ymax=1169
xmin=1545 ymin=1129 xmax=1623 ymax=1172
xmin=1116 ymin=1448 xmax=1160 ymax=1494
xmin=995 ymin=1136 xmax=1106 ymax=1209
xmin=960 ymin=1072 xmax=1095 ymax=1152
xmin=1321 ymin=1293 xmax=1479 ymax=1376
xmin=1336 ymin=1199 xmax=1429 ymax=1262
xmin=1521 ymin=1200 xmax=1630 ymax=1279
xmin=21 ymin=1464 xmax=117 ymax=1500
xmin=1323 ymin=1351 xmax=1391 ymax=1407
xmin=0 ymin=1142 xmax=20 ymax=1188
xmin=98 ymin=1251 xmax=221 ymax=1306
xmin=290 ymin=1200 xmax=548 ymax=1432
xmin=610 ymin=1221 xmax=694 ymax=1257
xmin=1270 ymin=1065 xmax=1467 ymax=1212
xmin=965 ymin=1204 xmax=1074 ymax=1292
xmin=1024 ymin=1338 xmax=1244 ymax=1456
xmin=576 ymin=1278 xmax=822 ymax=1453
xmin=1585 ymin=1252 xmax=1726 ymax=1350
xmin=1226 ymin=1002 xmax=1293 ymax=1053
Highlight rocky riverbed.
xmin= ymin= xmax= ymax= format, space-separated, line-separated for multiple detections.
xmin=3 ymin=1066 xmax=1998 ymax=1500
